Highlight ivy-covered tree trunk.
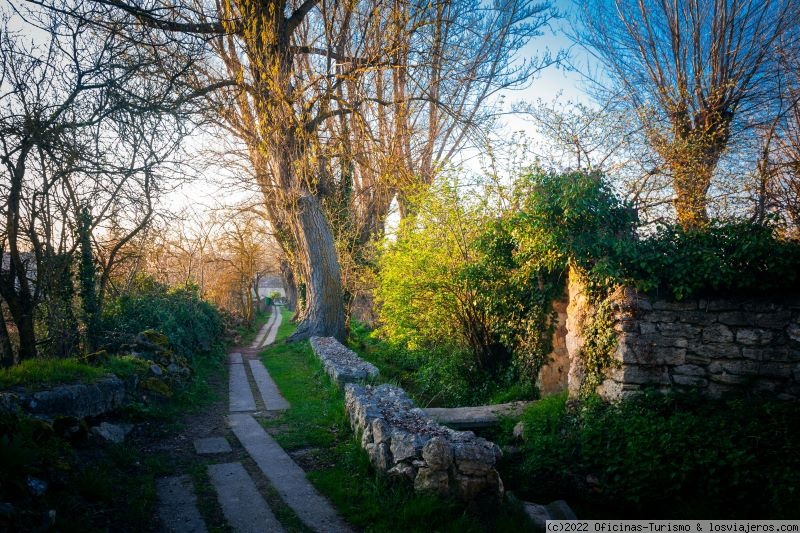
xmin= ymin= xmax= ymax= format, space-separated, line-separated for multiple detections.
xmin=0 ymin=304 xmax=14 ymax=368
xmin=78 ymin=206 xmax=100 ymax=352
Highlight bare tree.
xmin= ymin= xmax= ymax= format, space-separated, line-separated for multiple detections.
xmin=575 ymin=0 xmax=798 ymax=227
xmin=0 ymin=7 xmax=194 ymax=361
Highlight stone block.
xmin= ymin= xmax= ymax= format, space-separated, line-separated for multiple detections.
xmin=390 ymin=430 xmax=425 ymax=463
xmin=736 ymin=328 xmax=773 ymax=346
xmin=705 ymin=300 xmax=740 ymax=312
xmin=760 ymin=347 xmax=791 ymax=361
xmin=707 ymin=382 xmax=738 ymax=399
xmin=758 ymin=363 xmax=793 ymax=379
xmin=371 ymin=418 xmax=391 ymax=444
xmin=709 ymin=372 xmax=752 ymax=385
xmin=623 ymin=365 xmax=669 ymax=385
xmin=657 ymin=322 xmax=700 ymax=338
xmin=653 ymin=301 xmax=698 ymax=311
xmin=788 ymin=323 xmax=800 ymax=343
xmin=755 ymin=311 xmax=792 ymax=329
xmin=672 ymin=364 xmax=706 ymax=377
xmin=422 ymin=437 xmax=453 ymax=470
xmin=702 ymin=324 xmax=733 ymax=344
xmin=414 ymin=467 xmax=450 ymax=496
xmin=366 ymin=442 xmax=392 ymax=471
xmin=719 ymin=312 xmax=755 ymax=327
xmin=671 ymin=375 xmax=708 ymax=388
xmin=689 ymin=342 xmax=738 ymax=359
xmin=679 ymin=311 xmax=718 ymax=326
xmin=721 ymin=360 xmax=761 ymax=376
xmin=639 ymin=322 xmax=658 ymax=335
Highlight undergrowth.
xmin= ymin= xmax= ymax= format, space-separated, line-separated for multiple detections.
xmin=501 ymin=391 xmax=800 ymax=519
xmin=261 ymin=311 xmax=530 ymax=531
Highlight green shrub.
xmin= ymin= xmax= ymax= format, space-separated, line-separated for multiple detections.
xmin=101 ymin=275 xmax=224 ymax=360
xmin=511 ymin=392 xmax=800 ymax=518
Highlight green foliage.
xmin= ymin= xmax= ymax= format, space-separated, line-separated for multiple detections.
xmin=101 ymin=275 xmax=224 ymax=361
xmin=579 ymin=298 xmax=619 ymax=393
xmin=509 ymin=392 xmax=800 ymax=518
xmin=624 ymin=222 xmax=800 ymax=300
xmin=0 ymin=356 xmax=144 ymax=389
xmin=261 ymin=313 xmax=531 ymax=531
xmin=78 ymin=205 xmax=100 ymax=351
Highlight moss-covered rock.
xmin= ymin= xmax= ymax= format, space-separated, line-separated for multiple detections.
xmin=136 ymin=329 xmax=170 ymax=350
xmin=139 ymin=377 xmax=172 ymax=398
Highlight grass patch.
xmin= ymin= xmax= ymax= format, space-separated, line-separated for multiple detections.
xmin=261 ymin=315 xmax=530 ymax=531
xmin=347 ymin=320 xmax=537 ymax=407
xmin=237 ymin=307 xmax=272 ymax=346
xmin=0 ymin=356 xmax=152 ymax=390
xmin=502 ymin=391 xmax=800 ymax=519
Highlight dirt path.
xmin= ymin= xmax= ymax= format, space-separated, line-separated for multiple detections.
xmin=154 ymin=306 xmax=351 ymax=533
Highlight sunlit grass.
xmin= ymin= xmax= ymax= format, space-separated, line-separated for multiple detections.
xmin=260 ymin=313 xmax=530 ymax=532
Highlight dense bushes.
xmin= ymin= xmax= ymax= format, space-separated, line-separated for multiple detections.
xmin=101 ymin=275 xmax=224 ymax=360
xmin=506 ymin=392 xmax=800 ymax=518
xmin=375 ymin=170 xmax=800 ymax=404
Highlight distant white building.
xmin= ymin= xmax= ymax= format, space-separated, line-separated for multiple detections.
xmin=256 ymin=275 xmax=285 ymax=299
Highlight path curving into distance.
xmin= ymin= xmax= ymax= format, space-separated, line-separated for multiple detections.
xmin=157 ymin=305 xmax=351 ymax=533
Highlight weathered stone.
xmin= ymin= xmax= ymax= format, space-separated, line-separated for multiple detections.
xmin=387 ymin=462 xmax=416 ymax=480
xmin=755 ymin=311 xmax=792 ymax=329
xmin=17 ymin=376 xmax=130 ymax=419
xmin=360 ymin=421 xmax=374 ymax=446
xmin=704 ymin=300 xmax=740 ymax=311
xmin=788 ymin=323 xmax=800 ymax=343
xmin=647 ymin=311 xmax=679 ymax=323
xmin=658 ymin=322 xmax=700 ymax=338
xmin=721 ymin=360 xmax=761 ymax=376
xmin=345 ymin=383 xmax=503 ymax=502
xmin=366 ymin=442 xmax=392 ymax=471
xmin=523 ymin=502 xmax=550 ymax=532
xmin=710 ymin=372 xmax=752 ymax=385
xmin=512 ymin=421 xmax=525 ymax=441
xmin=737 ymin=328 xmax=773 ymax=346
xmin=414 ymin=467 xmax=450 ymax=495
xmin=310 ymin=336 xmax=379 ymax=386
xmin=719 ymin=312 xmax=755 ymax=327
xmin=422 ymin=437 xmax=453 ymax=469
xmin=26 ymin=477 xmax=48 ymax=497
xmin=672 ymin=364 xmax=706 ymax=377
xmin=547 ymin=500 xmax=578 ymax=520
xmin=653 ymin=301 xmax=698 ymax=311
xmin=454 ymin=471 xmax=503 ymax=502
xmin=639 ymin=322 xmax=657 ymax=335
xmin=371 ymin=417 xmax=391 ymax=444
xmin=758 ymin=362 xmax=794 ymax=379
xmin=622 ymin=365 xmax=669 ymax=385
xmin=672 ymin=375 xmax=708 ymax=387
xmin=679 ymin=310 xmax=718 ymax=326
xmin=90 ymin=421 xmax=132 ymax=444
xmin=390 ymin=430 xmax=423 ymax=463
xmin=702 ymin=324 xmax=734 ymax=343
xmin=689 ymin=342 xmax=738 ymax=359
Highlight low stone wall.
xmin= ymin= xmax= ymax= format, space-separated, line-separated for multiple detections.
xmin=345 ymin=383 xmax=504 ymax=503
xmin=310 ymin=336 xmax=379 ymax=385
xmin=560 ymin=269 xmax=800 ymax=401
xmin=0 ymin=375 xmax=137 ymax=419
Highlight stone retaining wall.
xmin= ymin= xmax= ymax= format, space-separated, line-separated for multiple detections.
xmin=345 ymin=383 xmax=504 ymax=503
xmin=553 ymin=269 xmax=800 ymax=400
xmin=0 ymin=375 xmax=137 ymax=419
xmin=309 ymin=336 xmax=379 ymax=385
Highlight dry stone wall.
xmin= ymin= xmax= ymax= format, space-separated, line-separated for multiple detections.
xmin=309 ymin=336 xmax=379 ymax=385
xmin=557 ymin=270 xmax=800 ymax=401
xmin=345 ymin=383 xmax=504 ymax=503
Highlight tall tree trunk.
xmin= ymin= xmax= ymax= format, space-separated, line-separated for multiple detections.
xmin=0 ymin=303 xmax=14 ymax=368
xmin=287 ymin=194 xmax=346 ymax=342
xmin=280 ymin=259 xmax=298 ymax=312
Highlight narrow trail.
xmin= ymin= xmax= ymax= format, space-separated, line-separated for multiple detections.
xmin=156 ymin=306 xmax=352 ymax=533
